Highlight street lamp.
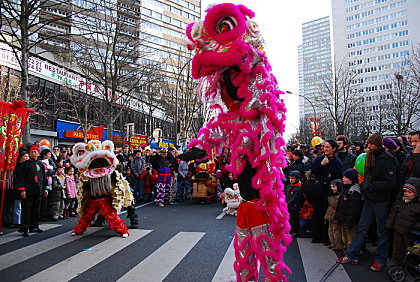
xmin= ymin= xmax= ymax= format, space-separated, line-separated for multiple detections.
xmin=175 ymin=58 xmax=192 ymax=146
xmin=285 ymin=91 xmax=320 ymax=137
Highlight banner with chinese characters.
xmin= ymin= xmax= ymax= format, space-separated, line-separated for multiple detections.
xmin=0 ymin=100 xmax=33 ymax=234
xmin=0 ymin=100 xmax=33 ymax=175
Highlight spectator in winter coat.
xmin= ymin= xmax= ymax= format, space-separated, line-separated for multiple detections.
xmin=337 ymin=133 xmax=398 ymax=272
xmin=401 ymin=130 xmax=420 ymax=181
xmin=334 ymin=169 xmax=362 ymax=251
xmin=131 ymin=150 xmax=146 ymax=201
xmin=124 ymin=167 xmax=136 ymax=190
xmin=140 ymin=163 xmax=158 ymax=202
xmin=50 ymin=166 xmax=66 ymax=221
xmin=15 ymin=146 xmax=49 ymax=237
xmin=300 ymin=144 xmax=314 ymax=164
xmin=308 ymin=139 xmax=343 ymax=245
xmin=288 ymin=150 xmax=309 ymax=181
xmin=336 ymin=136 xmax=357 ymax=172
xmin=325 ymin=179 xmax=344 ymax=251
xmin=285 ymin=171 xmax=303 ymax=238
xmin=393 ymin=138 xmax=408 ymax=167
xmin=383 ymin=137 xmax=403 ymax=187
xmin=177 ymin=159 xmax=191 ymax=201
xmin=353 ymin=141 xmax=364 ymax=156
xmin=64 ymin=166 xmax=78 ymax=218
xmin=386 ymin=177 xmax=420 ymax=266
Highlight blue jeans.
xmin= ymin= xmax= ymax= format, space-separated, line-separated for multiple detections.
xmin=346 ymin=200 xmax=389 ymax=264
xmin=177 ymin=176 xmax=191 ymax=201
xmin=135 ymin=179 xmax=144 ymax=200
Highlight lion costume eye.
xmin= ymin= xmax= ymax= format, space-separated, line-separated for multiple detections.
xmin=77 ymin=150 xmax=86 ymax=157
xmin=217 ymin=17 xmax=237 ymax=33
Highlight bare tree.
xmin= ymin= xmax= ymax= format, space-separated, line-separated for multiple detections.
xmin=71 ymin=0 xmax=158 ymax=140
xmin=297 ymin=116 xmax=313 ymax=144
xmin=59 ymin=84 xmax=100 ymax=143
xmin=379 ymin=69 xmax=420 ymax=136
xmin=321 ymin=58 xmax=361 ymax=136
xmin=164 ymin=50 xmax=205 ymax=146
xmin=0 ymin=0 xmax=86 ymax=143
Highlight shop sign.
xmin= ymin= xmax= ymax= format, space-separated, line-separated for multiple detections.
xmin=64 ymin=126 xmax=104 ymax=140
xmin=126 ymin=135 xmax=148 ymax=147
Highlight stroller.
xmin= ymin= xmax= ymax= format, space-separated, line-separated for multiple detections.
xmin=387 ymin=232 xmax=420 ymax=282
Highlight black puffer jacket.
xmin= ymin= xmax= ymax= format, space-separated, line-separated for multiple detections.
xmin=362 ymin=148 xmax=398 ymax=202
xmin=337 ymin=151 xmax=357 ymax=172
xmin=285 ymin=183 xmax=303 ymax=211
xmin=386 ymin=177 xmax=420 ymax=234
xmin=311 ymin=155 xmax=343 ymax=198
xmin=334 ymin=184 xmax=362 ymax=228
xmin=15 ymin=158 xmax=48 ymax=197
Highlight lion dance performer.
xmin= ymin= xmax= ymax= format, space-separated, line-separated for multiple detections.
xmin=70 ymin=140 xmax=132 ymax=238
xmin=182 ymin=3 xmax=292 ymax=281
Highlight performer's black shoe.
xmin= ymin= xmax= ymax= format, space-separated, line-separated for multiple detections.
xmin=179 ymin=147 xmax=207 ymax=161
xmin=92 ymin=215 xmax=105 ymax=227
xmin=29 ymin=227 xmax=44 ymax=233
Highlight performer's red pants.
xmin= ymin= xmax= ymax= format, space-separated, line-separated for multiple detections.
xmin=72 ymin=197 xmax=128 ymax=236
xmin=237 ymin=199 xmax=270 ymax=229
xmin=235 ymin=199 xmax=281 ymax=281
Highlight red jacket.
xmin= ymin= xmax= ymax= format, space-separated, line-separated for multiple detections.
xmin=140 ymin=169 xmax=158 ymax=188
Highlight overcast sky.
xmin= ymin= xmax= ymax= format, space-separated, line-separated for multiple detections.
xmin=198 ymin=0 xmax=332 ymax=139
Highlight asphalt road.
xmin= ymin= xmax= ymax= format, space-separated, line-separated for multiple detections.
xmin=0 ymin=200 xmax=398 ymax=281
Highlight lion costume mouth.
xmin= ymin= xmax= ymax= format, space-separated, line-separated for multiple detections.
xmin=84 ymin=157 xmax=115 ymax=178
xmin=70 ymin=140 xmax=119 ymax=178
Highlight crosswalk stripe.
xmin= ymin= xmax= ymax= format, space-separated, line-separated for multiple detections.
xmin=117 ymin=231 xmax=205 ymax=282
xmin=118 ymin=201 xmax=154 ymax=215
xmin=212 ymin=237 xmax=236 ymax=281
xmin=0 ymin=227 xmax=101 ymax=271
xmin=216 ymin=212 xmax=226 ymax=220
xmin=0 ymin=224 xmax=61 ymax=245
xmin=22 ymin=229 xmax=152 ymax=282
xmin=297 ymin=238 xmax=352 ymax=282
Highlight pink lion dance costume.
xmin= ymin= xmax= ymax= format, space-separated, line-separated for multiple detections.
xmin=184 ymin=4 xmax=292 ymax=281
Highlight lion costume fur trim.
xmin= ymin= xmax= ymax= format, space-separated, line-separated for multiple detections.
xmin=76 ymin=170 xmax=134 ymax=215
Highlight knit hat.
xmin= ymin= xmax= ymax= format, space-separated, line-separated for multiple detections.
xmin=366 ymin=133 xmax=383 ymax=148
xmin=403 ymin=177 xmax=420 ymax=195
xmin=343 ymin=168 xmax=359 ymax=184
xmin=331 ymin=179 xmax=343 ymax=192
xmin=383 ymin=137 xmax=397 ymax=151
xmin=289 ymin=170 xmax=300 ymax=178
xmin=29 ymin=145 xmax=40 ymax=153
xmin=292 ymin=150 xmax=303 ymax=159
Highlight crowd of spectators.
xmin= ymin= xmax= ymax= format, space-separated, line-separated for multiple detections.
xmin=283 ymin=131 xmax=420 ymax=272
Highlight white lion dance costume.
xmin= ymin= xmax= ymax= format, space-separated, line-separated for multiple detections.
xmin=70 ymin=140 xmax=133 ymax=237
xmin=184 ymin=4 xmax=291 ymax=281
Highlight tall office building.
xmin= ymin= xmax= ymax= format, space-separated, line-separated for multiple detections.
xmin=299 ymin=16 xmax=333 ymax=136
xmin=331 ymin=0 xmax=420 ymax=133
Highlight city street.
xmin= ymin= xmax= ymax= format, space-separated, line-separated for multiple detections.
xmin=0 ymin=200 xmax=392 ymax=282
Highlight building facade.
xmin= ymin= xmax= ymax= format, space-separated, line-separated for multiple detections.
xmin=298 ymin=16 xmax=333 ymax=138
xmin=331 ymin=0 xmax=420 ymax=134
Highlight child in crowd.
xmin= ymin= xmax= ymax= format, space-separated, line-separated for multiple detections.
xmin=285 ymin=170 xmax=303 ymax=238
xmin=125 ymin=167 xmax=136 ymax=191
xmin=325 ymin=179 xmax=344 ymax=251
xmin=50 ymin=166 xmax=66 ymax=220
xmin=140 ymin=163 xmax=158 ymax=202
xmin=386 ymin=177 xmax=420 ymax=266
xmin=299 ymin=199 xmax=313 ymax=233
xmin=64 ymin=166 xmax=78 ymax=218
xmin=334 ymin=169 xmax=362 ymax=252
